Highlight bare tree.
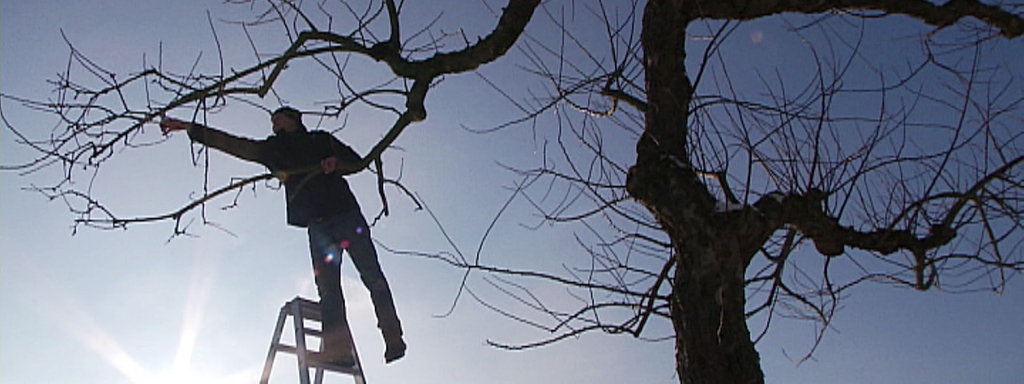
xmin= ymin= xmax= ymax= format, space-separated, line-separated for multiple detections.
xmin=1 ymin=0 xmax=539 ymax=234
xmin=400 ymin=1 xmax=1024 ymax=384
xmin=3 ymin=1 xmax=1023 ymax=384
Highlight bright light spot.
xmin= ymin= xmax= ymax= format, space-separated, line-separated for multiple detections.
xmin=355 ymin=226 xmax=365 ymax=234
xmin=340 ymin=240 xmax=351 ymax=249
xmin=750 ymin=30 xmax=764 ymax=44
xmin=325 ymin=252 xmax=337 ymax=263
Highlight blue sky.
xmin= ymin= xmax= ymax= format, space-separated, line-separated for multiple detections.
xmin=2 ymin=1 xmax=1022 ymax=384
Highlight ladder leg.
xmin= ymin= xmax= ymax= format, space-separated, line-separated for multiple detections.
xmin=292 ymin=300 xmax=312 ymax=384
xmin=314 ymin=326 xmax=324 ymax=384
xmin=259 ymin=307 xmax=290 ymax=384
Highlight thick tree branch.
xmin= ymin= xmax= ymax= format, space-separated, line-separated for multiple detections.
xmin=691 ymin=0 xmax=1023 ymax=38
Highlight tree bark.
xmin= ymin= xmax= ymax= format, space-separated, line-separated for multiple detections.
xmin=628 ymin=1 xmax=765 ymax=382
xmin=672 ymin=244 xmax=764 ymax=384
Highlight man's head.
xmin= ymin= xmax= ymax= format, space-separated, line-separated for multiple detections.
xmin=271 ymin=106 xmax=305 ymax=134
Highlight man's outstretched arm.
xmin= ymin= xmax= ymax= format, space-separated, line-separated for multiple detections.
xmin=161 ymin=117 xmax=264 ymax=164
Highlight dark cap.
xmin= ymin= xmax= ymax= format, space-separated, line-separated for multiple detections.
xmin=271 ymin=106 xmax=307 ymax=132
xmin=272 ymin=106 xmax=302 ymax=122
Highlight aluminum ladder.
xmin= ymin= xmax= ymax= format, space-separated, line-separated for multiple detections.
xmin=259 ymin=296 xmax=366 ymax=384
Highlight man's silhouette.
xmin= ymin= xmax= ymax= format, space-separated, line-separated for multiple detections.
xmin=161 ymin=107 xmax=405 ymax=366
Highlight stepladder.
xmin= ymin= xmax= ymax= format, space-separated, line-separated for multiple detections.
xmin=259 ymin=296 xmax=366 ymax=384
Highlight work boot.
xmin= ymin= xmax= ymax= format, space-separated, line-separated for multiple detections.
xmin=321 ymin=331 xmax=356 ymax=367
xmin=313 ymin=351 xmax=356 ymax=368
xmin=384 ymin=335 xmax=406 ymax=363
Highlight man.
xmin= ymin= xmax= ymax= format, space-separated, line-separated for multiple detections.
xmin=160 ymin=107 xmax=406 ymax=366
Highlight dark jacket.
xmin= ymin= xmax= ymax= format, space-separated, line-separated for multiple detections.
xmin=188 ymin=124 xmax=363 ymax=227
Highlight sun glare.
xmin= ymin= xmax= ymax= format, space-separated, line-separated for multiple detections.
xmin=21 ymin=256 xmax=256 ymax=384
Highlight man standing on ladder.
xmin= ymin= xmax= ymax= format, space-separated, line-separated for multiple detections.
xmin=161 ymin=107 xmax=406 ymax=367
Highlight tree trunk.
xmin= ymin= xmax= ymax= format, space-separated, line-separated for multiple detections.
xmin=671 ymin=244 xmax=764 ymax=384
xmin=629 ymin=1 xmax=766 ymax=382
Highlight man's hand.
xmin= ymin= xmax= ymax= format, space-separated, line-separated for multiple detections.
xmin=321 ymin=156 xmax=337 ymax=174
xmin=160 ymin=117 xmax=192 ymax=135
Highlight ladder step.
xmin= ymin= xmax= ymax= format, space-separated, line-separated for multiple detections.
xmin=306 ymin=352 xmax=363 ymax=374
xmin=277 ymin=327 xmax=325 ymax=337
xmin=272 ymin=346 xmax=362 ymax=375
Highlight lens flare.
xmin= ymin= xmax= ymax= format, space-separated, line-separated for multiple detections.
xmin=355 ymin=226 xmax=365 ymax=235
xmin=340 ymin=240 xmax=351 ymax=249
xmin=324 ymin=252 xmax=337 ymax=263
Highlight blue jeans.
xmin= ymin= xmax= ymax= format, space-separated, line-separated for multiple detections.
xmin=307 ymin=211 xmax=402 ymax=354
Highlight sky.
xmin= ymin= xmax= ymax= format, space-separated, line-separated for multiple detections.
xmin=2 ymin=1 xmax=1023 ymax=384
